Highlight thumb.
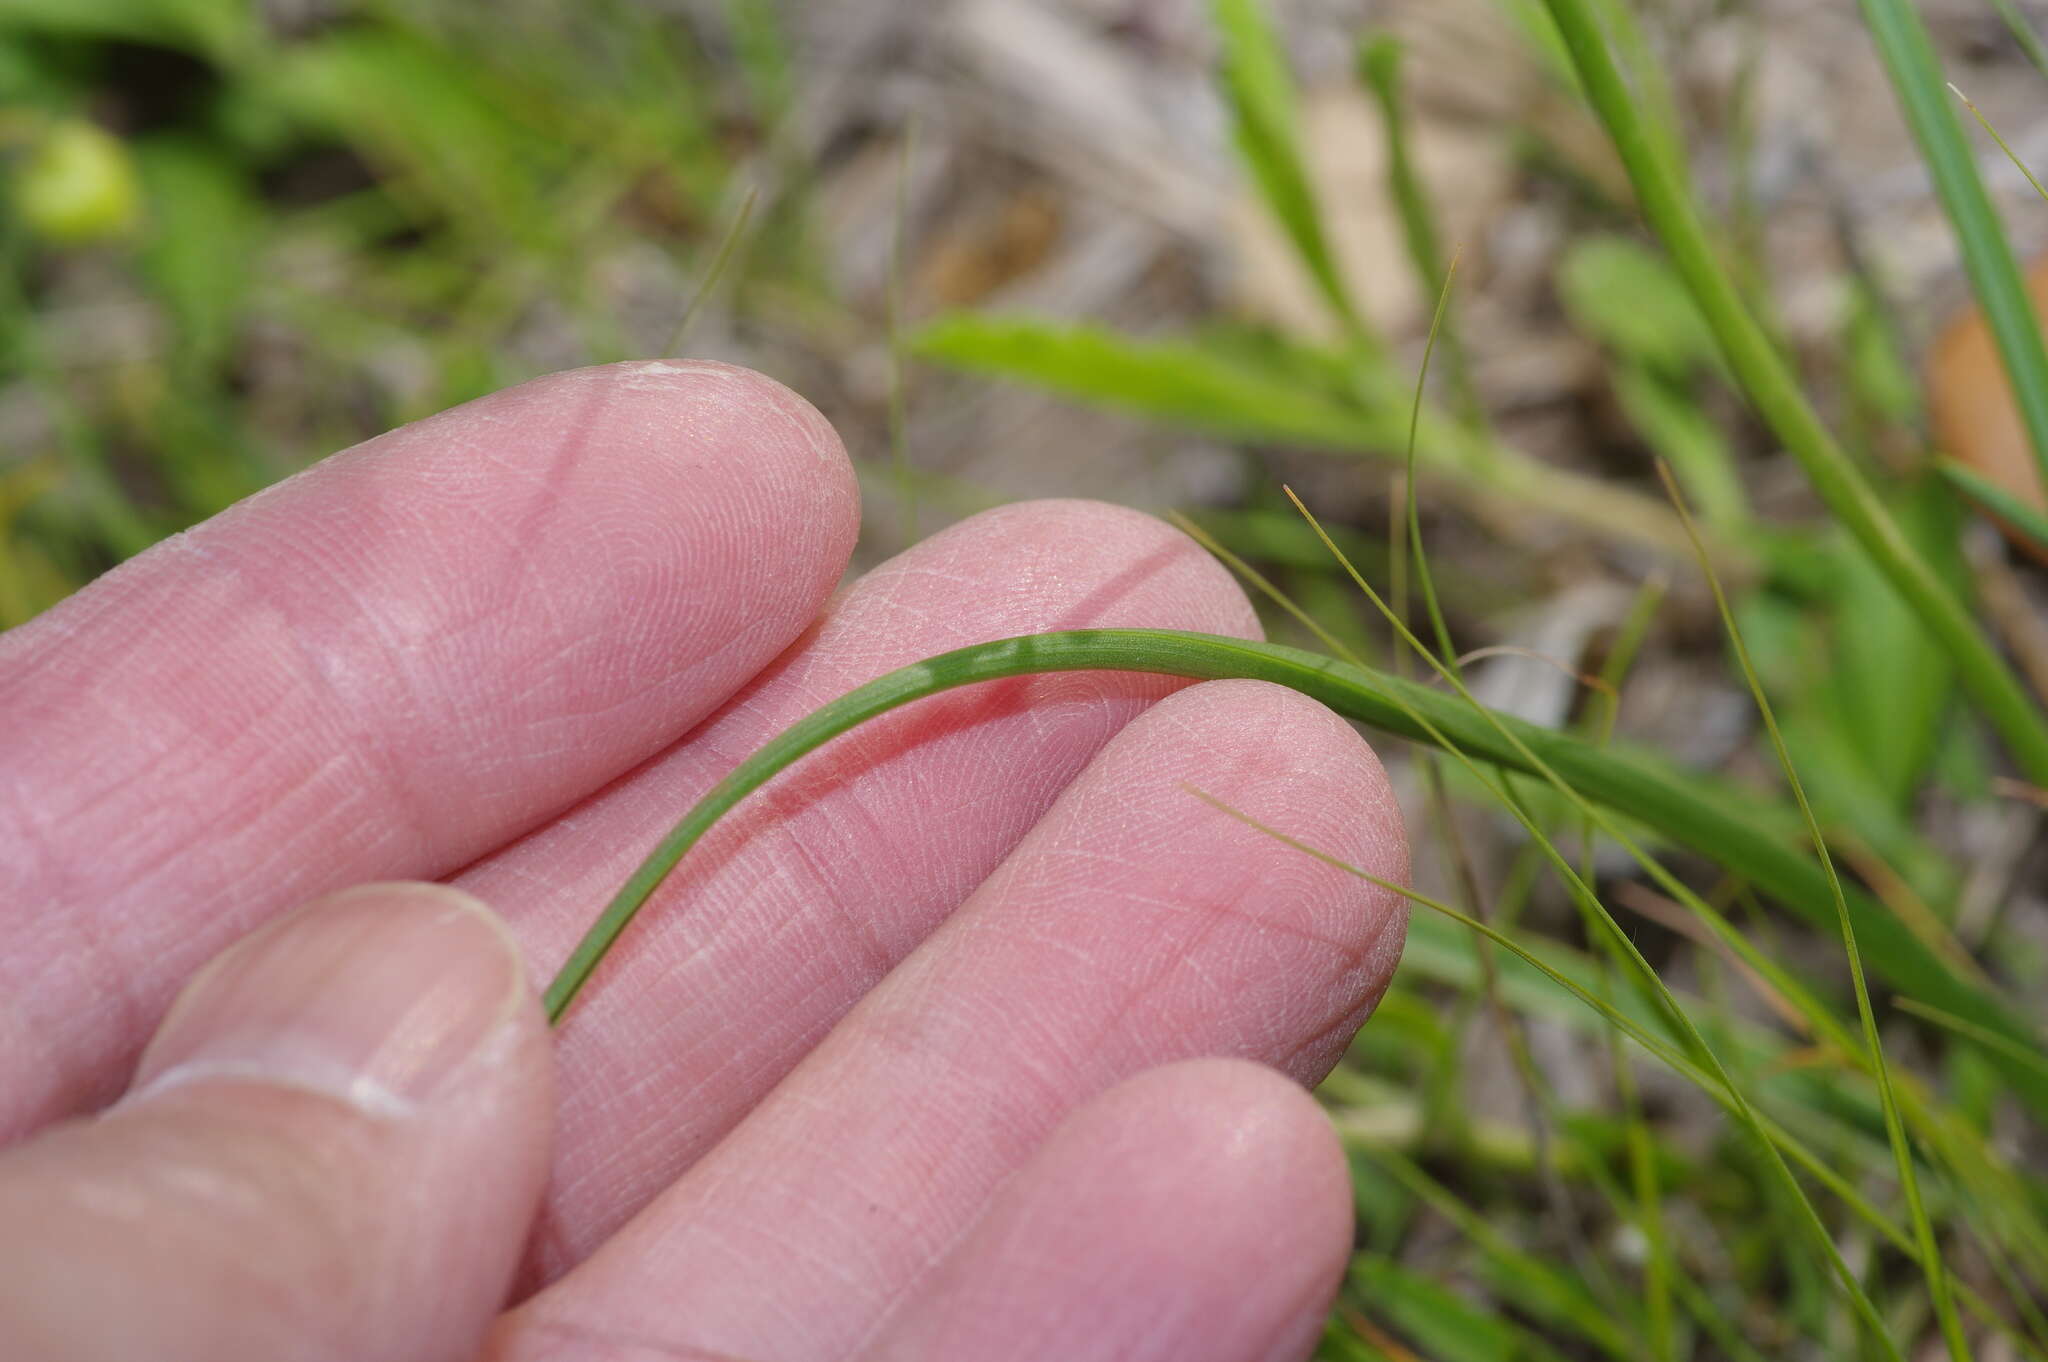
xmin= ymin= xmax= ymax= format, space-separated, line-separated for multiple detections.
xmin=0 ymin=882 xmax=554 ymax=1362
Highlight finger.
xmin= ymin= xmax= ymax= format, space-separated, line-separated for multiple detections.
xmin=459 ymin=498 xmax=1262 ymax=1280
xmin=860 ymin=1059 xmax=1351 ymax=1362
xmin=0 ymin=882 xmax=554 ymax=1362
xmin=500 ymin=680 xmax=1405 ymax=1360
xmin=0 ymin=361 xmax=856 ymax=1136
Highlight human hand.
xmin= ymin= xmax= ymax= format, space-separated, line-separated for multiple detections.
xmin=0 ymin=361 xmax=1408 ymax=1362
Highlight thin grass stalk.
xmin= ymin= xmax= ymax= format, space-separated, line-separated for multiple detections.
xmin=1358 ymin=37 xmax=1483 ymax=423
xmin=662 ymin=183 xmax=756 ymax=355
xmin=1195 ymin=790 xmax=2027 ymax=1356
xmin=1538 ymin=0 xmax=2048 ymax=786
xmin=1284 ymin=484 xmax=2009 ymax=1101
xmin=1666 ymin=465 xmax=1974 ymax=1362
xmin=1401 ymin=264 xmax=1612 ymax=1293
xmin=1404 ymin=259 xmax=1460 ymax=672
xmin=1980 ymin=0 xmax=2048 ymax=79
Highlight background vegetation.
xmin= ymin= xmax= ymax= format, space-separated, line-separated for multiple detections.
xmin=4 ymin=0 xmax=2046 ymax=1358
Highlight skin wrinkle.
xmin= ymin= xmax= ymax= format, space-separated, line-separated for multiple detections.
xmin=430 ymin=363 xmax=843 ymax=794
xmin=1016 ymin=890 xmax=1243 ymax=1085
xmin=519 ymin=610 xmax=784 ymax=763
xmin=196 ymin=534 xmax=446 ymax=871
xmin=731 ymin=791 xmax=902 ymax=989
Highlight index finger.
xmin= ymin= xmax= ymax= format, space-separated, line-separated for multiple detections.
xmin=0 ymin=360 xmax=858 ymax=1138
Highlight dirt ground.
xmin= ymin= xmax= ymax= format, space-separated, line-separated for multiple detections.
xmin=763 ymin=0 xmax=2048 ymax=511
xmin=740 ymin=0 xmax=2048 ymax=1100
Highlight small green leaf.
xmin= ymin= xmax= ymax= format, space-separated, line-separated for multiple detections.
xmin=1557 ymin=234 xmax=1718 ymax=375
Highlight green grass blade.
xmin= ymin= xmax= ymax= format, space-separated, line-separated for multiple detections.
xmin=1358 ymin=35 xmax=1482 ymax=422
xmin=1896 ymin=997 xmax=2048 ymax=1078
xmin=1404 ymin=257 xmax=1461 ymax=671
xmin=1858 ymin=0 xmax=2048 ymax=496
xmin=1980 ymin=0 xmax=2048 ymax=79
xmin=1288 ymin=496 xmax=1907 ymax=1355
xmin=1539 ymin=0 xmax=2048 ymax=788
xmin=1937 ymin=456 xmax=2048 ymax=552
xmin=664 ymin=184 xmax=757 ymax=356
xmin=542 ymin=628 xmax=2048 ymax=1126
xmin=911 ymin=315 xmax=1404 ymax=451
xmin=913 ymin=314 xmax=1716 ymax=565
xmin=1346 ymin=1253 xmax=1571 ymax=1362
xmin=1666 ymin=467 xmax=1973 ymax=1361
xmin=1212 ymin=0 xmax=1370 ymax=346
xmin=1205 ymin=789 xmax=2035 ymax=1357
xmin=1374 ymin=1153 xmax=1647 ymax=1360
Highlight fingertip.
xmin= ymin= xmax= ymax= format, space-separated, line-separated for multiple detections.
xmin=1170 ymin=677 xmax=1410 ymax=901
xmin=1080 ymin=1057 xmax=1354 ymax=1261
xmin=578 ymin=359 xmax=860 ymax=543
xmin=1108 ymin=677 xmax=1410 ymax=992
xmin=428 ymin=359 xmax=860 ymax=594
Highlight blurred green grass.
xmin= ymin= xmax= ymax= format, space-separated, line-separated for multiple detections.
xmin=0 ymin=0 xmax=809 ymax=621
xmin=5 ymin=2 xmax=2048 ymax=1359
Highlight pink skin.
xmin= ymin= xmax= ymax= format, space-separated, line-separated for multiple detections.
xmin=0 ymin=363 xmax=1408 ymax=1362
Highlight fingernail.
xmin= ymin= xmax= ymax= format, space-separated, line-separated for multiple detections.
xmin=129 ymin=884 xmax=528 ymax=1118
